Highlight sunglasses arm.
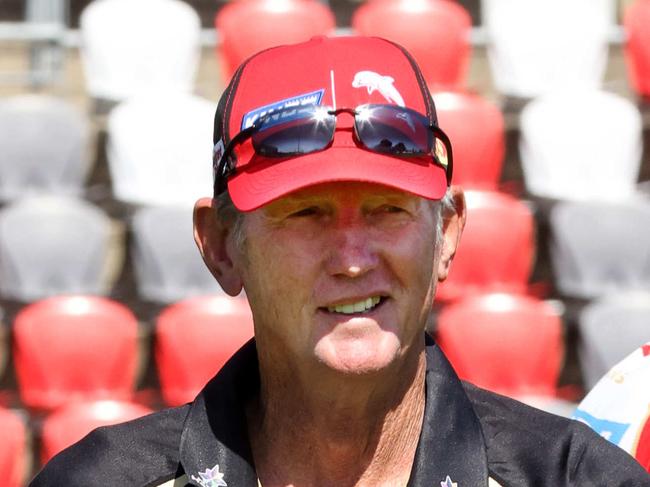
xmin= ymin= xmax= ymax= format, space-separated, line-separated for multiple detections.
xmin=432 ymin=126 xmax=454 ymax=186
xmin=213 ymin=126 xmax=258 ymax=196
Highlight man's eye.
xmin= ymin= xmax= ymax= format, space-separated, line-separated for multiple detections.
xmin=290 ymin=207 xmax=319 ymax=217
xmin=381 ymin=205 xmax=406 ymax=213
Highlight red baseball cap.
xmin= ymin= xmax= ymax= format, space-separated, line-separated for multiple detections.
xmin=213 ymin=36 xmax=450 ymax=211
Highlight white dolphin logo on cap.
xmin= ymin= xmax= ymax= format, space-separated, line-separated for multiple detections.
xmin=352 ymin=71 xmax=405 ymax=107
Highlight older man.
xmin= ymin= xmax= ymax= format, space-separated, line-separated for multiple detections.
xmin=32 ymin=36 xmax=649 ymax=487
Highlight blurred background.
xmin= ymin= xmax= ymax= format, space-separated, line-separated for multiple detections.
xmin=1 ymin=0 xmax=650 ymax=484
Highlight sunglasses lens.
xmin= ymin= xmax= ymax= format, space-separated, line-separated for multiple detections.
xmin=252 ymin=106 xmax=335 ymax=157
xmin=355 ymin=105 xmax=432 ymax=155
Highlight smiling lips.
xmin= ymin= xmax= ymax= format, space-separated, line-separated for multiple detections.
xmin=326 ymin=296 xmax=383 ymax=315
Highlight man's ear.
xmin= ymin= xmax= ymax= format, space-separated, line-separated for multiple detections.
xmin=193 ymin=197 xmax=244 ymax=296
xmin=437 ymin=186 xmax=467 ymax=282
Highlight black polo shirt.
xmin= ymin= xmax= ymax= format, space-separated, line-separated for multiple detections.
xmin=31 ymin=337 xmax=650 ymax=487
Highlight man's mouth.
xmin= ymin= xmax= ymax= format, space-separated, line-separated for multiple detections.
xmin=324 ymin=296 xmax=385 ymax=315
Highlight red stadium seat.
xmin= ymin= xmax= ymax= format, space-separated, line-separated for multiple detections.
xmin=624 ymin=0 xmax=650 ymax=98
xmin=0 ymin=408 xmax=26 ymax=487
xmin=215 ymin=0 xmax=336 ymax=81
xmin=156 ymin=296 xmax=254 ymax=406
xmin=436 ymin=293 xmax=563 ymax=398
xmin=436 ymin=191 xmax=535 ymax=302
xmin=433 ymin=91 xmax=505 ymax=189
xmin=41 ymin=400 xmax=152 ymax=464
xmin=13 ymin=296 xmax=139 ymax=411
xmin=352 ymin=0 xmax=471 ymax=90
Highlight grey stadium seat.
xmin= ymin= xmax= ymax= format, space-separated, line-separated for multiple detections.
xmin=549 ymin=199 xmax=650 ymax=299
xmin=0 ymin=95 xmax=91 ymax=202
xmin=131 ymin=205 xmax=224 ymax=303
xmin=0 ymin=196 xmax=120 ymax=301
xmin=579 ymin=293 xmax=650 ymax=390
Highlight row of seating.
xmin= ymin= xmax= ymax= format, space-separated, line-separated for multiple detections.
xmin=4 ymin=295 xmax=253 ymax=411
xmin=73 ymin=0 xmax=650 ymax=104
xmin=437 ymin=292 xmax=650 ymax=395
xmin=0 ymin=399 xmax=152 ymax=487
xmin=1 ymin=191 xmax=649 ymax=305
xmin=1 ymin=88 xmax=647 ymax=208
xmin=0 ymin=196 xmax=221 ymax=303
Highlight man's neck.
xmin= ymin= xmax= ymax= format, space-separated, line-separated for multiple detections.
xmin=247 ymin=351 xmax=427 ymax=487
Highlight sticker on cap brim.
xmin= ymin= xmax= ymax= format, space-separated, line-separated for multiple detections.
xmin=434 ymin=138 xmax=448 ymax=169
xmin=241 ymin=89 xmax=325 ymax=130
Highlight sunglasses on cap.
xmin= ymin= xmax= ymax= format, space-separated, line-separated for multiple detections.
xmin=213 ymin=103 xmax=453 ymax=196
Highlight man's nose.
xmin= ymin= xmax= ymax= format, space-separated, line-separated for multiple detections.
xmin=324 ymin=222 xmax=379 ymax=278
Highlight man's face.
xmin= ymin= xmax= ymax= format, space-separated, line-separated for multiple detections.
xmin=231 ymin=181 xmax=442 ymax=375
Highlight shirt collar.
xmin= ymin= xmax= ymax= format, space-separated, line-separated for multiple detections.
xmin=180 ymin=335 xmax=489 ymax=487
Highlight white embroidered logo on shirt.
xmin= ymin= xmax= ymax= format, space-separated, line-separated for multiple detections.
xmin=352 ymin=71 xmax=405 ymax=107
xmin=191 ymin=464 xmax=227 ymax=487
xmin=441 ymin=475 xmax=458 ymax=487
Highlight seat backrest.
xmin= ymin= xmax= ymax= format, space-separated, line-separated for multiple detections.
xmin=519 ymin=89 xmax=642 ymax=201
xmin=482 ymin=0 xmax=614 ymax=97
xmin=131 ymin=205 xmax=224 ymax=302
xmin=0 ymin=196 xmax=116 ymax=301
xmin=0 ymin=95 xmax=90 ymax=202
xmin=436 ymin=190 xmax=535 ymax=301
xmin=41 ymin=400 xmax=152 ymax=463
xmin=433 ymin=91 xmax=504 ymax=189
xmin=13 ymin=296 xmax=139 ymax=411
xmin=216 ymin=0 xmax=335 ymax=82
xmin=624 ymin=0 xmax=650 ymax=98
xmin=549 ymin=200 xmax=650 ymax=299
xmin=436 ymin=293 xmax=563 ymax=397
xmin=352 ymin=0 xmax=471 ymax=90
xmin=106 ymin=92 xmax=215 ymax=206
xmin=0 ymin=408 xmax=26 ymax=487
xmin=579 ymin=295 xmax=650 ymax=389
xmin=80 ymin=0 xmax=200 ymax=101
xmin=156 ymin=296 xmax=254 ymax=406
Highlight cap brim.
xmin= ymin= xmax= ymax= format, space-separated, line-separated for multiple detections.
xmin=227 ymin=146 xmax=448 ymax=211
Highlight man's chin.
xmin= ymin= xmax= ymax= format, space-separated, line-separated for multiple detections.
xmin=313 ymin=332 xmax=401 ymax=376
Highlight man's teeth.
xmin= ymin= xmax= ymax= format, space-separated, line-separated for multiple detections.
xmin=327 ymin=296 xmax=381 ymax=314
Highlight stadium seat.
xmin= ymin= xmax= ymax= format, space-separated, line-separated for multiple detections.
xmin=436 ymin=293 xmax=564 ymax=398
xmin=0 ymin=319 xmax=6 ymax=382
xmin=106 ymin=92 xmax=215 ymax=206
xmin=41 ymin=400 xmax=152 ymax=463
xmin=519 ymin=89 xmax=642 ymax=201
xmin=79 ymin=0 xmax=200 ymax=102
xmin=131 ymin=205 xmax=225 ymax=303
xmin=481 ymin=0 xmax=614 ymax=97
xmin=0 ymin=196 xmax=120 ymax=302
xmin=436 ymin=190 xmax=535 ymax=302
xmin=13 ymin=296 xmax=139 ymax=411
xmin=578 ymin=294 xmax=650 ymax=389
xmin=352 ymin=0 xmax=471 ymax=90
xmin=432 ymin=91 xmax=504 ymax=189
xmin=156 ymin=296 xmax=254 ymax=406
xmin=624 ymin=0 xmax=650 ymax=98
xmin=0 ymin=408 xmax=26 ymax=487
xmin=549 ymin=200 xmax=650 ymax=299
xmin=216 ymin=0 xmax=335 ymax=81
xmin=0 ymin=95 xmax=90 ymax=201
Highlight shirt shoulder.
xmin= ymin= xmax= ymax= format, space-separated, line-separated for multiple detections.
xmin=30 ymin=405 xmax=191 ymax=487
xmin=463 ymin=382 xmax=650 ymax=486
